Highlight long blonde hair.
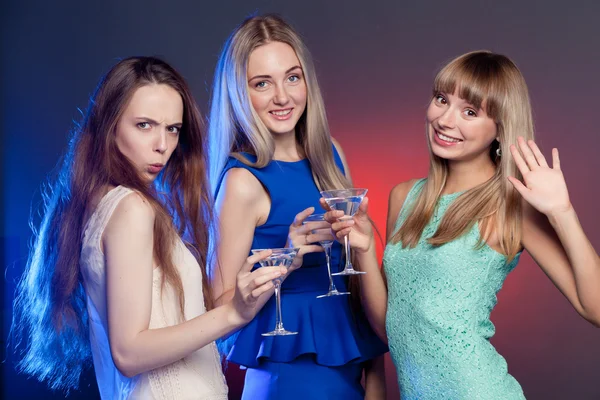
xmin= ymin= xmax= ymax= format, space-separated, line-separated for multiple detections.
xmin=207 ymin=14 xmax=350 ymax=193
xmin=392 ymin=51 xmax=534 ymax=261
xmin=207 ymin=15 xmax=365 ymax=316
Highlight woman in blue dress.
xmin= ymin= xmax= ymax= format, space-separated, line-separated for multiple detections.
xmin=207 ymin=14 xmax=388 ymax=400
xmin=326 ymin=51 xmax=600 ymax=399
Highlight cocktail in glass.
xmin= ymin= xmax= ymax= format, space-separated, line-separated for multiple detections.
xmin=302 ymin=213 xmax=350 ymax=298
xmin=251 ymin=247 xmax=299 ymax=336
xmin=320 ymin=188 xmax=368 ymax=276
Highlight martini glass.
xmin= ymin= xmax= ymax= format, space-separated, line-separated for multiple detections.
xmin=320 ymin=188 xmax=368 ymax=276
xmin=302 ymin=214 xmax=350 ymax=298
xmin=251 ymin=247 xmax=299 ymax=336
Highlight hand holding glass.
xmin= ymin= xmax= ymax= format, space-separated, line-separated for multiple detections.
xmin=302 ymin=214 xmax=350 ymax=298
xmin=251 ymin=247 xmax=299 ymax=336
xmin=319 ymin=188 xmax=368 ymax=276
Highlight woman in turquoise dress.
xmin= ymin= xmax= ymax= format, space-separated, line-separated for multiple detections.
xmin=207 ymin=14 xmax=387 ymax=399
xmin=326 ymin=50 xmax=600 ymax=399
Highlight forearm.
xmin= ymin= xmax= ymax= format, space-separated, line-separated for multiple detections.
xmin=364 ymin=355 xmax=386 ymax=400
xmin=214 ymin=289 xmax=235 ymax=307
xmin=112 ymin=303 xmax=243 ymax=377
xmin=549 ymin=207 xmax=600 ymax=323
xmin=356 ymin=246 xmax=388 ymax=343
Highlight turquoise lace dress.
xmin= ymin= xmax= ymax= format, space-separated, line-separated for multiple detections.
xmin=383 ymin=179 xmax=526 ymax=399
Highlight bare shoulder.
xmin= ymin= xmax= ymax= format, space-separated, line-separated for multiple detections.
xmin=389 ymin=179 xmax=421 ymax=209
xmin=386 ymin=179 xmax=422 ymax=239
xmin=105 ymin=191 xmax=155 ymax=237
xmin=219 ymin=167 xmax=265 ymax=207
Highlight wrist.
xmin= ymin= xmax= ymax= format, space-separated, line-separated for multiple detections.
xmin=355 ymin=238 xmax=375 ymax=259
xmin=355 ymin=235 xmax=376 ymax=255
xmin=547 ymin=203 xmax=576 ymax=225
xmin=223 ymin=301 xmax=248 ymax=329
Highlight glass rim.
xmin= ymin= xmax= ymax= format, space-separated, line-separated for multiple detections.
xmin=319 ymin=188 xmax=368 ymax=196
xmin=251 ymin=247 xmax=299 ymax=254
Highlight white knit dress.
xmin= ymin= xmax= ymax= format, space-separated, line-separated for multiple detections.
xmin=80 ymin=186 xmax=228 ymax=400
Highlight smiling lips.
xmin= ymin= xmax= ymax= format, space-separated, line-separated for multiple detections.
xmin=434 ymin=129 xmax=463 ymax=146
xmin=269 ymin=108 xmax=293 ymax=120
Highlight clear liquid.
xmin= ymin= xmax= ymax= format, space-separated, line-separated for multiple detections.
xmin=259 ymin=254 xmax=296 ymax=284
xmin=325 ymin=196 xmax=363 ymax=217
xmin=301 ymin=215 xmax=334 ymax=246
xmin=259 ymin=254 xmax=295 ymax=269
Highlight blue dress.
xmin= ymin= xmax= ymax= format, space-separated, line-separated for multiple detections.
xmin=215 ymin=148 xmax=387 ymax=400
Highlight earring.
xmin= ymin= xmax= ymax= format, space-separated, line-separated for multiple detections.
xmin=496 ymin=148 xmax=502 ymax=157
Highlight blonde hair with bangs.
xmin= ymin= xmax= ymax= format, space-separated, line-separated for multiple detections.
xmin=392 ymin=50 xmax=534 ymax=261
xmin=207 ymin=14 xmax=350 ymax=193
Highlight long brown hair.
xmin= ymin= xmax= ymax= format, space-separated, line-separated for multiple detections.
xmin=392 ymin=51 xmax=534 ymax=261
xmin=12 ymin=56 xmax=213 ymax=390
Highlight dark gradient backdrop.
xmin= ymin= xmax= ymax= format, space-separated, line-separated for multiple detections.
xmin=2 ymin=1 xmax=599 ymax=399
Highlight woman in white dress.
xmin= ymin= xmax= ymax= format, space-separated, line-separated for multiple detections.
xmin=12 ymin=56 xmax=285 ymax=399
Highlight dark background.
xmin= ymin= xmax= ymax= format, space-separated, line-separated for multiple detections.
xmin=2 ymin=0 xmax=599 ymax=399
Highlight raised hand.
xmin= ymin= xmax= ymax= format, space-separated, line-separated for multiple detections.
xmin=322 ymin=196 xmax=374 ymax=253
xmin=231 ymin=249 xmax=286 ymax=323
xmin=508 ymin=137 xmax=572 ymax=216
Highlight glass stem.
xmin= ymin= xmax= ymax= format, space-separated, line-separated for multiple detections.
xmin=344 ymin=234 xmax=352 ymax=270
xmin=274 ymin=282 xmax=283 ymax=331
xmin=324 ymin=244 xmax=335 ymax=291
